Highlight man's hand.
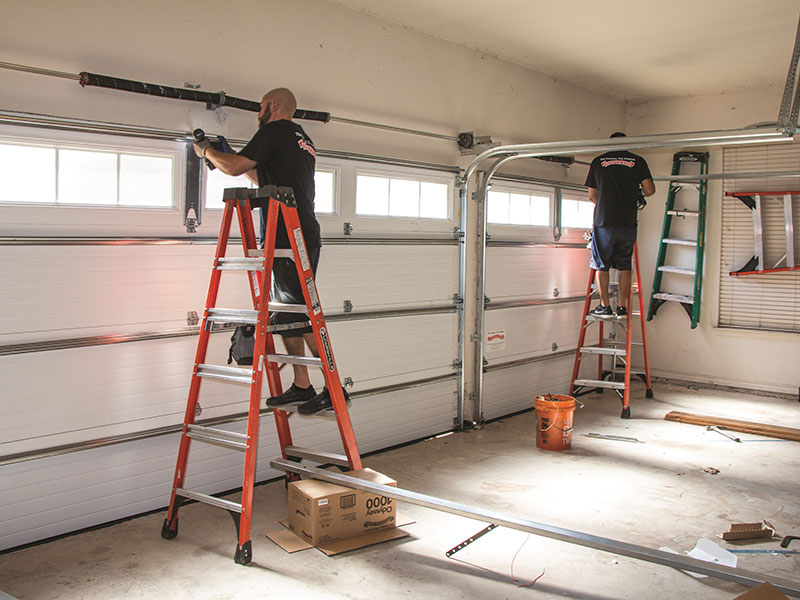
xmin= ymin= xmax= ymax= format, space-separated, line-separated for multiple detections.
xmin=193 ymin=138 xmax=211 ymax=159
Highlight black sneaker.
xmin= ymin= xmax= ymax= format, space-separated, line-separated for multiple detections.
xmin=589 ymin=305 xmax=613 ymax=319
xmin=615 ymin=306 xmax=628 ymax=320
xmin=297 ymin=386 xmax=351 ymax=416
xmin=266 ymin=384 xmax=316 ymax=408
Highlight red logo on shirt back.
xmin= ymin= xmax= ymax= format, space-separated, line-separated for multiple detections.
xmin=601 ymin=159 xmax=635 ymax=168
xmin=297 ymin=138 xmax=316 ymax=157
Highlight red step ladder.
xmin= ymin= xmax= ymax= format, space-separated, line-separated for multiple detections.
xmin=569 ymin=244 xmax=653 ymax=418
xmin=161 ymin=185 xmax=361 ymax=564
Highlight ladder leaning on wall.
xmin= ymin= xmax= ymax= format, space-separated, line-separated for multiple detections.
xmin=160 ymin=184 xmax=361 ymax=565
xmin=647 ymin=151 xmax=709 ymax=329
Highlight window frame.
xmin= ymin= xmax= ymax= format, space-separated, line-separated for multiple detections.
xmin=353 ymin=167 xmax=454 ymax=222
xmin=0 ymin=128 xmax=182 ymax=210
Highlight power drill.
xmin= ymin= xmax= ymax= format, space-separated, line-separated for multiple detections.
xmin=193 ymin=128 xmax=233 ymax=170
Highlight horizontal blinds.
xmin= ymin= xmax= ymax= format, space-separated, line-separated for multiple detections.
xmin=721 ymin=143 xmax=800 ymax=332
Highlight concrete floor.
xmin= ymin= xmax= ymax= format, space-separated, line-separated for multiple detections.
xmin=1 ymin=381 xmax=799 ymax=600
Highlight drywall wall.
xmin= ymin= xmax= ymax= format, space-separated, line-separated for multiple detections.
xmin=626 ymin=85 xmax=800 ymax=394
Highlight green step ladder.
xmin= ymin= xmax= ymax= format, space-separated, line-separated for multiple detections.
xmin=647 ymin=151 xmax=709 ymax=329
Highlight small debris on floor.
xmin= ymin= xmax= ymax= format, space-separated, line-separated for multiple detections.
xmin=688 ymin=384 xmax=699 ymax=390
xmin=703 ymin=467 xmax=720 ymax=475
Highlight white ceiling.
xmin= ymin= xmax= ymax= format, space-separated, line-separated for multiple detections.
xmin=325 ymin=0 xmax=800 ymax=102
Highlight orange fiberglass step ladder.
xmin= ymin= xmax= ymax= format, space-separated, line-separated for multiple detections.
xmin=160 ymin=185 xmax=361 ymax=564
xmin=569 ymin=244 xmax=653 ymax=419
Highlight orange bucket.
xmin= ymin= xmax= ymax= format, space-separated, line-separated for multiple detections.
xmin=534 ymin=394 xmax=576 ymax=451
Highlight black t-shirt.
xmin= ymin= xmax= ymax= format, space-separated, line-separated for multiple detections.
xmin=584 ymin=150 xmax=652 ymax=227
xmin=239 ymin=119 xmax=320 ymax=249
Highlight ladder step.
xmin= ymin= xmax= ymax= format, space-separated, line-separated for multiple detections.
xmin=667 ymin=210 xmax=699 ymax=217
xmin=217 ymin=257 xmax=264 ymax=271
xmin=653 ymin=292 xmax=694 ymax=304
xmin=657 ymin=266 xmax=696 ymax=276
xmin=175 ymin=488 xmax=243 ymax=513
xmin=207 ymin=308 xmax=259 ymax=325
xmin=186 ymin=424 xmax=249 ymax=451
xmin=284 ymin=445 xmax=350 ymax=467
xmin=248 ymin=249 xmax=294 ymax=259
xmin=266 ymin=353 xmax=323 ymax=368
xmin=573 ymin=379 xmax=626 ymax=390
xmin=602 ymin=338 xmax=644 ymax=347
xmin=580 ymin=346 xmax=626 ymax=356
xmin=197 ymin=364 xmax=254 ymax=384
xmin=663 ymin=238 xmax=698 ymax=247
xmin=268 ymin=302 xmax=308 ymax=314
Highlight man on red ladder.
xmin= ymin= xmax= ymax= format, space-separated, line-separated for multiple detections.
xmin=194 ymin=87 xmax=337 ymax=415
xmin=584 ymin=132 xmax=656 ymax=319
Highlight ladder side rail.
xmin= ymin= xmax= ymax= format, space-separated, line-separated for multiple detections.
xmin=597 ymin=320 xmax=605 ymax=381
xmin=233 ymin=196 xmax=263 ymax=307
xmin=633 ymin=244 xmax=652 ymax=391
xmin=569 ymin=267 xmax=596 ymax=395
xmin=691 ymin=157 xmax=709 ymax=328
xmin=753 ymin=194 xmax=764 ymax=272
xmin=622 ymin=282 xmax=634 ymax=416
xmin=784 ymin=193 xmax=795 ymax=268
xmin=164 ymin=199 xmax=237 ymax=531
xmin=280 ymin=201 xmax=363 ymax=470
xmin=258 ymin=197 xmax=295 ymax=457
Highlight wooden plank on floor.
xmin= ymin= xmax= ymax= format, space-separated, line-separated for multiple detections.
xmin=664 ymin=411 xmax=800 ymax=442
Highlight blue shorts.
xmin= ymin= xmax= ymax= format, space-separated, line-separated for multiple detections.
xmin=590 ymin=226 xmax=636 ymax=271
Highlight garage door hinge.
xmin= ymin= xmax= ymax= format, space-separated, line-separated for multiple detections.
xmin=472 ymin=190 xmax=485 ymax=202
xmin=452 ymin=293 xmax=463 ymax=305
xmin=452 ymin=359 xmax=462 ymax=369
xmin=343 ymin=300 xmax=353 ymax=313
xmin=453 ymin=227 xmax=464 ymax=240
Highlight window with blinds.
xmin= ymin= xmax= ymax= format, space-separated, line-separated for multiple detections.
xmin=720 ymin=142 xmax=800 ymax=332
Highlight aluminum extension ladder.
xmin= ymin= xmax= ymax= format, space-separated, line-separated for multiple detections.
xmin=569 ymin=244 xmax=653 ymax=419
xmin=647 ymin=151 xmax=709 ymax=329
xmin=726 ymin=190 xmax=799 ymax=276
xmin=161 ymin=185 xmax=362 ymax=564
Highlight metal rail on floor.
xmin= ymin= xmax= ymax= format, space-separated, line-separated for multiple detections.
xmin=271 ymin=460 xmax=800 ymax=597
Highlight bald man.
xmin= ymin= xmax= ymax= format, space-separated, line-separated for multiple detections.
xmin=195 ymin=88 xmax=334 ymax=416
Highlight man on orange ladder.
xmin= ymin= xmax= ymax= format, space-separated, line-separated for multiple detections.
xmin=194 ymin=87 xmax=339 ymax=415
xmin=584 ymin=132 xmax=656 ymax=320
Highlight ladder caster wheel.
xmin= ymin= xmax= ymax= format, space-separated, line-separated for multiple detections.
xmin=645 ymin=388 xmax=654 ymax=399
xmin=234 ymin=541 xmax=253 ymax=565
xmin=620 ymin=406 xmax=631 ymax=419
xmin=161 ymin=518 xmax=178 ymax=540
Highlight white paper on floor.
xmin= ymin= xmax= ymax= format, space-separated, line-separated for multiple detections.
xmin=658 ymin=538 xmax=737 ymax=579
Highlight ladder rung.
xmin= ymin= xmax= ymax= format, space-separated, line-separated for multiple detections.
xmin=663 ymin=238 xmax=698 ymax=247
xmin=175 ymin=488 xmax=243 ymax=513
xmin=671 ymin=182 xmax=700 ymax=189
xmin=197 ymin=364 xmax=254 ymax=384
xmin=653 ymin=292 xmax=694 ymax=304
xmin=266 ymin=354 xmax=322 ymax=368
xmin=284 ymin=445 xmax=350 ymax=467
xmin=657 ymin=266 xmax=696 ymax=276
xmin=217 ymin=257 xmax=264 ymax=271
xmin=573 ymin=379 xmax=626 ymax=390
xmin=268 ymin=302 xmax=308 ymax=314
xmin=602 ymin=338 xmax=644 ymax=347
xmin=248 ymin=249 xmax=294 ymax=259
xmin=580 ymin=346 xmax=626 ymax=356
xmin=667 ymin=210 xmax=699 ymax=217
xmin=207 ymin=308 xmax=259 ymax=325
xmin=186 ymin=424 xmax=249 ymax=450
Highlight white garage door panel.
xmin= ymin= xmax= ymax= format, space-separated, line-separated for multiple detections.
xmin=315 ymin=244 xmax=458 ymax=311
xmin=286 ymin=315 xmax=458 ymax=392
xmin=481 ymin=355 xmax=575 ymax=421
xmin=483 ymin=303 xmax=584 ymax=362
xmin=0 ymin=334 xmax=259 ymax=456
xmin=0 ymin=244 xmax=250 ymax=344
xmin=485 ymin=247 xmax=590 ymax=301
xmin=0 ymin=378 xmax=456 ymax=551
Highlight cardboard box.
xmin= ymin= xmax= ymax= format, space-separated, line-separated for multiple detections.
xmin=287 ymin=468 xmax=397 ymax=546
xmin=733 ymin=583 xmax=789 ymax=600
xmin=721 ymin=522 xmax=775 ymax=541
